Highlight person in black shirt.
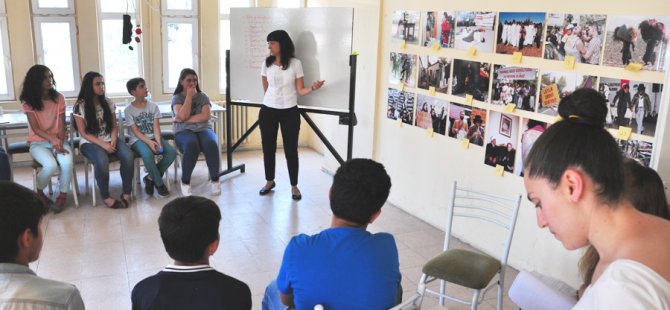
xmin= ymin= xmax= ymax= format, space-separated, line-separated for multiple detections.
xmin=131 ymin=196 xmax=251 ymax=310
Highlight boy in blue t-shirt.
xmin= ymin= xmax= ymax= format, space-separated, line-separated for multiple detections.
xmin=263 ymin=159 xmax=402 ymax=310
xmin=132 ymin=196 xmax=252 ymax=309
xmin=125 ymin=77 xmax=176 ymax=197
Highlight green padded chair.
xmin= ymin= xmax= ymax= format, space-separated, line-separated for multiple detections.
xmin=414 ymin=181 xmax=521 ymax=310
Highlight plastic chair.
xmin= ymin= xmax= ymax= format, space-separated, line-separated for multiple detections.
xmin=414 ymin=181 xmax=521 ymax=310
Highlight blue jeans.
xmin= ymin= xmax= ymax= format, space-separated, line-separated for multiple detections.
xmin=262 ymin=280 xmax=291 ymax=310
xmin=174 ymin=129 xmax=220 ymax=184
xmin=29 ymin=141 xmax=74 ymax=193
xmin=80 ymin=141 xmax=134 ymax=199
xmin=131 ymin=138 xmax=176 ymax=187
xmin=0 ymin=148 xmax=10 ymax=181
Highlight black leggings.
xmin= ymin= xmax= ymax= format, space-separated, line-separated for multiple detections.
xmin=259 ymin=105 xmax=300 ymax=186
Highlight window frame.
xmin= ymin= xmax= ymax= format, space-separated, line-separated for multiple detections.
xmin=97 ymin=0 xmax=143 ymax=96
xmin=0 ymin=1 xmax=14 ymax=101
xmin=30 ymin=0 xmax=75 ymax=15
xmin=32 ymin=15 xmax=81 ymax=97
xmin=162 ymin=16 xmax=199 ymax=93
xmin=161 ymin=0 xmax=197 ymax=18
xmin=219 ymin=0 xmax=253 ymax=93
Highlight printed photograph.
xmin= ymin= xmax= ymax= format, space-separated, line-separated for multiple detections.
xmin=496 ymin=12 xmax=546 ymax=57
xmin=484 ymin=111 xmax=520 ymax=173
xmin=418 ymin=55 xmax=451 ymax=93
xmin=454 ymin=11 xmax=496 ymax=52
xmin=603 ymin=16 xmax=670 ymax=72
xmin=599 ymin=77 xmax=663 ymax=137
xmin=491 ymin=65 xmax=538 ymax=111
xmin=392 ymin=10 xmax=421 ymax=45
xmin=438 ymin=11 xmax=457 ymax=48
xmin=389 ymin=52 xmax=417 ymax=87
xmin=544 ymin=13 xmax=607 ymax=65
xmin=619 ymin=139 xmax=654 ymax=167
xmin=415 ymin=94 xmax=448 ymax=135
xmin=451 ymin=59 xmax=491 ymax=102
xmin=387 ymin=88 xmax=415 ymax=125
xmin=517 ymin=118 xmax=548 ymax=176
xmin=448 ymin=102 xmax=487 ymax=146
xmin=537 ymin=71 xmax=596 ymax=115
xmin=422 ymin=12 xmax=439 ymax=47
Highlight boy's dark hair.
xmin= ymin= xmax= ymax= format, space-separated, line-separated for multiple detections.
xmin=330 ymin=159 xmax=392 ymax=225
xmin=0 ymin=181 xmax=47 ymax=262
xmin=158 ymin=196 xmax=221 ymax=263
xmin=126 ymin=77 xmax=146 ymax=95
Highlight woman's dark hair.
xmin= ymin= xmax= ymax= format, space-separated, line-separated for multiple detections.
xmin=557 ymin=88 xmax=608 ymax=128
xmin=173 ymin=68 xmax=202 ymax=95
xmin=524 ymin=90 xmax=624 ymax=204
xmin=579 ymin=158 xmax=670 ymax=284
xmin=75 ymin=71 xmax=114 ymax=135
xmin=265 ymin=30 xmax=295 ymax=70
xmin=19 ymin=64 xmax=59 ymax=111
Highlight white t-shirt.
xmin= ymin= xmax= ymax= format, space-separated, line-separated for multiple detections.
xmin=261 ymin=58 xmax=304 ymax=109
xmin=573 ymin=259 xmax=670 ymax=309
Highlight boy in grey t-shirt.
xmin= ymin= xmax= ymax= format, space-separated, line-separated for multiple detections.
xmin=125 ymin=77 xmax=176 ymax=197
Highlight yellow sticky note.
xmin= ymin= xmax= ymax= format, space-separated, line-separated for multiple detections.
xmin=429 ymin=86 xmax=436 ymax=96
xmin=512 ymin=52 xmax=522 ymax=64
xmin=465 ymin=94 xmax=474 ymax=105
xmin=564 ymin=56 xmax=576 ymax=69
xmin=617 ymin=126 xmax=632 ymax=140
xmin=432 ymin=42 xmax=441 ymax=51
xmin=625 ymin=63 xmax=643 ymax=71
xmin=460 ymin=139 xmax=470 ymax=149
xmin=495 ymin=165 xmax=505 ymax=176
xmin=425 ymin=127 xmax=434 ymax=137
xmin=396 ymin=118 xmax=403 ymax=127
xmin=504 ymin=103 xmax=516 ymax=113
xmin=352 ymin=51 xmax=359 ymax=56
xmin=467 ymin=46 xmax=477 ymax=56
xmin=400 ymin=40 xmax=407 ymax=49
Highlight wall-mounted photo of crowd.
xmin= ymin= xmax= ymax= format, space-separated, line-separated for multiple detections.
xmin=491 ymin=65 xmax=538 ymax=112
xmin=619 ymin=139 xmax=654 ymax=167
xmin=415 ymin=95 xmax=448 ymax=135
xmin=387 ymin=88 xmax=415 ymax=125
xmin=544 ymin=13 xmax=606 ymax=65
xmin=538 ymin=71 xmax=596 ymax=115
xmin=496 ymin=12 xmax=546 ymax=57
xmin=599 ymin=77 xmax=664 ymax=137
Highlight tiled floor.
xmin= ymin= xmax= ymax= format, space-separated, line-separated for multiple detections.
xmin=13 ymin=148 xmax=518 ymax=310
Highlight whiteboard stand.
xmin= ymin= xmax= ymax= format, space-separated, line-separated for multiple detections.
xmin=218 ymin=50 xmax=358 ymax=178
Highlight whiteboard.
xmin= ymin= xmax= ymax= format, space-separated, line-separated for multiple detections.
xmin=229 ymin=8 xmax=354 ymax=111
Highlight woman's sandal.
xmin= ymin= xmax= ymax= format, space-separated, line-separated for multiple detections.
xmin=106 ymin=200 xmax=125 ymax=209
xmin=119 ymin=195 xmax=130 ymax=208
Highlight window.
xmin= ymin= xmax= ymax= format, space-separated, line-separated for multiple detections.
xmin=219 ymin=0 xmax=252 ymax=92
xmin=276 ymin=0 xmax=304 ymax=7
xmin=0 ymin=0 xmax=14 ymax=100
xmin=98 ymin=0 xmax=142 ymax=95
xmin=162 ymin=0 xmax=198 ymax=92
xmin=32 ymin=0 xmax=80 ymax=96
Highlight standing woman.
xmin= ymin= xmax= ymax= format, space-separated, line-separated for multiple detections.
xmin=20 ymin=65 xmax=73 ymax=212
xmin=74 ymin=72 xmax=134 ymax=209
xmin=259 ymin=30 xmax=324 ymax=200
xmin=172 ymin=68 xmax=221 ymax=196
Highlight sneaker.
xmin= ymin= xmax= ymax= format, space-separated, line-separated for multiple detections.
xmin=156 ymin=184 xmax=170 ymax=198
xmin=210 ymin=180 xmax=221 ymax=196
xmin=180 ymin=182 xmax=192 ymax=196
xmin=143 ymin=175 xmax=154 ymax=195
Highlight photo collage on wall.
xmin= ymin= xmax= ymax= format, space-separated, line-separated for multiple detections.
xmin=388 ymin=10 xmax=668 ymax=174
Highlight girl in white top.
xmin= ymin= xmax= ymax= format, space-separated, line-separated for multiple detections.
xmin=258 ymin=30 xmax=324 ymax=201
xmin=523 ymin=89 xmax=670 ymax=309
